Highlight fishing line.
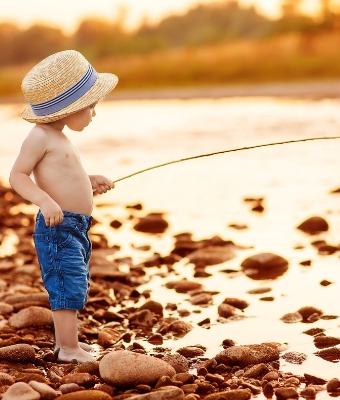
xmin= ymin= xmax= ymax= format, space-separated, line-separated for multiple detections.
xmin=114 ymin=136 xmax=340 ymax=183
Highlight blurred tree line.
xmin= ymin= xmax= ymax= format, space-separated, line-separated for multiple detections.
xmin=0 ymin=0 xmax=339 ymax=66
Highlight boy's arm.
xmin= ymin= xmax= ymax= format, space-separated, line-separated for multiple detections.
xmin=88 ymin=175 xmax=114 ymax=194
xmin=9 ymin=129 xmax=64 ymax=226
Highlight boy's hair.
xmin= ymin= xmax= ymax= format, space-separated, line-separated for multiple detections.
xmin=21 ymin=50 xmax=118 ymax=124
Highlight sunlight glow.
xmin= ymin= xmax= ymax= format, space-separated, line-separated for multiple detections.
xmin=0 ymin=0 xmax=312 ymax=33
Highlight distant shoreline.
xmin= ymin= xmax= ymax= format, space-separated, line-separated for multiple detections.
xmin=2 ymin=80 xmax=340 ymax=104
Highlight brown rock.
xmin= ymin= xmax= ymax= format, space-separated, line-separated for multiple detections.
xmin=133 ymin=213 xmax=169 ymax=234
xmin=61 ymin=373 xmax=95 ymax=388
xmin=241 ymin=253 xmax=288 ymax=280
xmin=218 ymin=303 xmax=238 ymax=319
xmin=275 ymin=387 xmax=299 ymax=398
xmin=177 ymin=346 xmax=205 ymax=358
xmin=162 ymin=353 xmax=189 ymax=373
xmin=99 ymin=350 xmax=176 ymax=387
xmin=128 ymin=387 xmax=184 ymax=399
xmin=204 ymin=389 xmax=251 ymax=400
xmin=297 ymin=216 xmax=329 ymax=234
xmin=97 ymin=328 xmax=121 ymax=348
xmin=0 ymin=344 xmax=36 ymax=363
xmin=57 ymin=390 xmax=112 ymax=399
xmin=139 ymin=300 xmax=163 ymax=317
xmin=29 ymin=381 xmax=58 ymax=400
xmin=222 ymin=298 xmax=249 ymax=310
xmin=282 ymin=351 xmax=307 ymax=364
xmin=298 ymin=306 xmax=323 ymax=322
xmin=8 ymin=306 xmax=53 ymax=328
xmin=326 ymin=378 xmax=340 ymax=392
xmin=169 ymin=321 xmax=193 ymax=337
xmin=215 ymin=344 xmax=279 ymax=367
xmin=2 ymin=382 xmax=40 ymax=400
xmin=281 ymin=312 xmax=303 ymax=323
xmin=187 ymin=246 xmax=235 ymax=266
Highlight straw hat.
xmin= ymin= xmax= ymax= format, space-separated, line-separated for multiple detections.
xmin=21 ymin=50 xmax=118 ymax=123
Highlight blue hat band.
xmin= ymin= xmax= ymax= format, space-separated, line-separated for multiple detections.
xmin=30 ymin=64 xmax=98 ymax=117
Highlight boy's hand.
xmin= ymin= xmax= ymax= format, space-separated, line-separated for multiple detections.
xmin=90 ymin=175 xmax=115 ymax=194
xmin=40 ymin=199 xmax=64 ymax=226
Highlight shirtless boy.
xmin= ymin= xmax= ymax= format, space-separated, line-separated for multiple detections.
xmin=9 ymin=50 xmax=118 ymax=363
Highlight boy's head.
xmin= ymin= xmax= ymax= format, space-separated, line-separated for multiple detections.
xmin=21 ymin=50 xmax=118 ymax=124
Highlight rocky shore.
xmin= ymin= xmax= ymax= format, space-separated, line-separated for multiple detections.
xmin=0 ymin=182 xmax=340 ymax=399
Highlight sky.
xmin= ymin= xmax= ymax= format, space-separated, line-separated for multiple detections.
xmin=0 ymin=0 xmax=322 ymax=32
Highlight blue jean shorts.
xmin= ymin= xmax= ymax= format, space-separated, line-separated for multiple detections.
xmin=33 ymin=210 xmax=93 ymax=311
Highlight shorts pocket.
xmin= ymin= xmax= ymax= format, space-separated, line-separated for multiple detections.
xmin=33 ymin=233 xmax=54 ymax=274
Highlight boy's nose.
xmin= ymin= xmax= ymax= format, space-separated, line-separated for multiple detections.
xmin=92 ymin=109 xmax=96 ymax=117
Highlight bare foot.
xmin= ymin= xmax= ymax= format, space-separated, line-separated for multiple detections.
xmin=55 ymin=342 xmax=93 ymax=352
xmin=57 ymin=347 xmax=96 ymax=363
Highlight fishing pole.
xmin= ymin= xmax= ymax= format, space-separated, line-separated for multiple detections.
xmin=114 ymin=136 xmax=340 ymax=183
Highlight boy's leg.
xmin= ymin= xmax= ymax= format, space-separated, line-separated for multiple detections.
xmin=54 ymin=312 xmax=93 ymax=352
xmin=53 ymin=309 xmax=95 ymax=363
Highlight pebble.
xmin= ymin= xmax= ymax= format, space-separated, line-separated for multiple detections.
xmin=2 ymin=382 xmax=40 ymax=400
xmin=61 ymin=373 xmax=95 ymax=388
xmin=222 ymin=298 xmax=249 ymax=310
xmin=127 ymin=387 xmax=184 ymax=400
xmin=218 ymin=303 xmax=238 ymax=318
xmin=162 ymin=353 xmax=189 ymax=373
xmin=326 ymin=377 xmax=340 ymax=392
xmin=177 ymin=346 xmax=205 ymax=357
xmin=99 ymin=350 xmax=176 ymax=387
xmin=204 ymin=389 xmax=252 ymax=400
xmin=215 ymin=344 xmax=279 ymax=367
xmin=274 ymin=387 xmax=299 ymax=398
xmin=57 ymin=390 xmax=112 ymax=399
xmin=0 ymin=343 xmax=36 ymax=363
xmin=282 ymin=351 xmax=307 ymax=364
xmin=97 ymin=328 xmax=122 ymax=348
xmin=59 ymin=383 xmax=81 ymax=394
xmin=187 ymin=246 xmax=235 ymax=266
xmin=8 ymin=306 xmax=53 ymax=328
xmin=241 ymin=253 xmax=288 ymax=280
xmin=0 ymin=372 xmax=15 ymax=385
xmin=29 ymin=381 xmax=59 ymax=400
xmin=296 ymin=216 xmax=329 ymax=234
xmin=0 ymin=302 xmax=14 ymax=314
xmin=133 ymin=213 xmax=169 ymax=234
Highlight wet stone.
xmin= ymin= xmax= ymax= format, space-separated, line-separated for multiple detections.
xmin=222 ymin=298 xmax=249 ymax=310
xmin=2 ymin=382 xmax=40 ymax=400
xmin=241 ymin=253 xmax=288 ymax=280
xmin=204 ymin=389 xmax=252 ymax=400
xmin=57 ymin=390 xmax=113 ymax=399
xmin=281 ymin=312 xmax=303 ymax=323
xmin=314 ymin=335 xmax=340 ymax=348
xmin=300 ymin=386 xmax=316 ymax=397
xmin=177 ymin=346 xmax=205 ymax=358
xmin=215 ymin=344 xmax=279 ymax=368
xmin=0 ymin=343 xmax=36 ymax=363
xmin=99 ymin=350 xmax=176 ymax=387
xmin=282 ymin=351 xmax=307 ymax=364
xmin=162 ymin=353 xmax=189 ymax=373
xmin=127 ymin=387 xmax=184 ymax=400
xmin=133 ymin=213 xmax=169 ymax=234
xmin=297 ymin=216 xmax=329 ymax=234
xmin=326 ymin=378 xmax=340 ymax=392
xmin=275 ymin=387 xmax=299 ymax=398
xmin=187 ymin=246 xmax=235 ymax=266
xmin=218 ymin=304 xmax=238 ymax=319
xmin=28 ymin=381 xmax=58 ymax=400
xmin=298 ymin=306 xmax=323 ymax=322
xmin=8 ymin=306 xmax=53 ymax=328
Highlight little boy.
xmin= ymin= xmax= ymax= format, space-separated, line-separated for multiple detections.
xmin=9 ymin=50 xmax=118 ymax=363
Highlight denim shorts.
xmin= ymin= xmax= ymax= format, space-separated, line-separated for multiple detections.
xmin=33 ymin=210 xmax=93 ymax=311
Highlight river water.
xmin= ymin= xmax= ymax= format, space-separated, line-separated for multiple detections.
xmin=2 ymin=97 xmax=340 ymax=393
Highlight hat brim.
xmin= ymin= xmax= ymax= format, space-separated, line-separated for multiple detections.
xmin=21 ymin=72 xmax=118 ymax=123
